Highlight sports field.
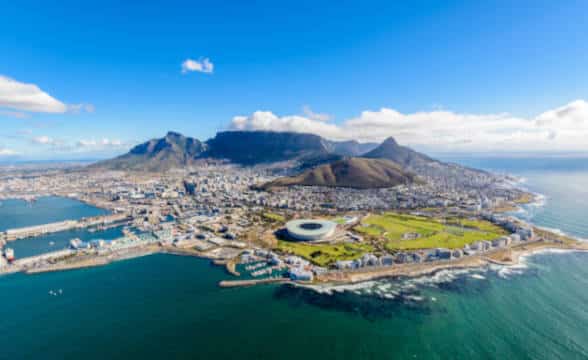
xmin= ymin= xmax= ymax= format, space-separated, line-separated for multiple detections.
xmin=355 ymin=213 xmax=507 ymax=251
xmin=276 ymin=240 xmax=373 ymax=267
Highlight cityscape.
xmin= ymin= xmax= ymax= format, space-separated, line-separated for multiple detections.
xmin=2 ymin=1 xmax=588 ymax=359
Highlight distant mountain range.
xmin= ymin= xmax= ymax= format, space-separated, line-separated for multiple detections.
xmin=92 ymin=130 xmax=378 ymax=170
xmin=92 ymin=129 xmax=488 ymax=189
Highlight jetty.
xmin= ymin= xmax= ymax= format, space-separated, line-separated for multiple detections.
xmin=219 ymin=277 xmax=289 ymax=288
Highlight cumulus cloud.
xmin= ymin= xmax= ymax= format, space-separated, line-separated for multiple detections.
xmin=230 ymin=111 xmax=345 ymax=139
xmin=181 ymin=58 xmax=214 ymax=74
xmin=0 ymin=75 xmax=68 ymax=113
xmin=229 ymin=100 xmax=588 ymax=153
xmin=0 ymin=75 xmax=93 ymax=115
xmin=302 ymin=105 xmax=331 ymax=122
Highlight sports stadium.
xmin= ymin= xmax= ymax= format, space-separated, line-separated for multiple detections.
xmin=285 ymin=219 xmax=337 ymax=241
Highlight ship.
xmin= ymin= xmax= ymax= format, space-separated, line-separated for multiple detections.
xmin=3 ymin=248 xmax=15 ymax=263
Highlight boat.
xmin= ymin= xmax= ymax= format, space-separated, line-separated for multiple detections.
xmin=3 ymin=248 xmax=15 ymax=263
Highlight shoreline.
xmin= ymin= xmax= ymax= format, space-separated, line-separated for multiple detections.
xmin=3 ymin=236 xmax=587 ymax=289
xmin=314 ymin=239 xmax=588 ymax=285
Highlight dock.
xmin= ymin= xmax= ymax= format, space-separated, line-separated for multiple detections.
xmin=218 ymin=277 xmax=289 ymax=288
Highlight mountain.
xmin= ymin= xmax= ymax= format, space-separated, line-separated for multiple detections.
xmin=92 ymin=131 xmax=491 ymax=190
xmin=363 ymin=136 xmax=491 ymax=187
xmin=324 ymin=140 xmax=379 ymax=157
xmin=91 ymin=132 xmax=205 ymax=171
xmin=363 ymin=137 xmax=435 ymax=169
xmin=261 ymin=157 xmax=418 ymax=189
xmin=203 ymin=131 xmax=332 ymax=165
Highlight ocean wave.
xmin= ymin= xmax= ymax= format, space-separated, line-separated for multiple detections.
xmin=533 ymin=225 xmax=588 ymax=241
xmin=528 ymin=193 xmax=547 ymax=207
xmin=299 ymin=248 xmax=587 ymax=305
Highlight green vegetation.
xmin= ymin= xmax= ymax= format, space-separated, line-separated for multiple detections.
xmin=355 ymin=213 xmax=506 ymax=251
xmin=262 ymin=212 xmax=285 ymax=223
xmin=276 ymin=240 xmax=373 ymax=267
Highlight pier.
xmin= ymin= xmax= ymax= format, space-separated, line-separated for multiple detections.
xmin=218 ymin=277 xmax=289 ymax=288
xmin=1 ymin=213 xmax=131 ymax=241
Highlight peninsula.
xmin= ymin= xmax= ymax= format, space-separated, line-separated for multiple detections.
xmin=0 ymin=130 xmax=581 ymax=287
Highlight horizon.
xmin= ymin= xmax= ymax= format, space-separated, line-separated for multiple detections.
xmin=2 ymin=1 xmax=588 ymax=160
xmin=5 ymin=128 xmax=588 ymax=162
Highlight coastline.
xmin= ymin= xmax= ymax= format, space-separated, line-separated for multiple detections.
xmin=2 ymin=176 xmax=585 ymax=290
xmin=314 ymin=239 xmax=588 ymax=285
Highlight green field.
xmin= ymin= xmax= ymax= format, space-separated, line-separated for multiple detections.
xmin=276 ymin=240 xmax=373 ymax=267
xmin=262 ymin=212 xmax=286 ymax=223
xmin=355 ymin=213 xmax=506 ymax=251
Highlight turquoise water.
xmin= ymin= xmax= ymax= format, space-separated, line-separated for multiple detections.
xmin=1 ymin=160 xmax=588 ymax=359
xmin=1 ymin=196 xmax=115 ymax=258
xmin=0 ymin=196 xmax=108 ymax=231
xmin=9 ymin=226 xmax=124 ymax=258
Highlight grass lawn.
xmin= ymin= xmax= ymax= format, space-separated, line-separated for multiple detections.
xmin=262 ymin=212 xmax=286 ymax=223
xmin=355 ymin=213 xmax=507 ymax=251
xmin=275 ymin=240 xmax=373 ymax=267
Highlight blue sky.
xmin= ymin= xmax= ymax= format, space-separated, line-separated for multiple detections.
xmin=1 ymin=0 xmax=588 ymax=159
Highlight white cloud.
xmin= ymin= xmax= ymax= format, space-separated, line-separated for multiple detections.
xmin=0 ymin=75 xmax=68 ymax=113
xmin=0 ymin=75 xmax=93 ymax=115
xmin=230 ymin=111 xmax=345 ymax=140
xmin=67 ymin=103 xmax=95 ymax=114
xmin=181 ymin=58 xmax=214 ymax=74
xmin=302 ymin=105 xmax=331 ymax=122
xmin=32 ymin=135 xmax=58 ymax=145
xmin=229 ymin=100 xmax=588 ymax=153
xmin=0 ymin=148 xmax=18 ymax=156
xmin=29 ymin=136 xmax=127 ymax=153
xmin=76 ymin=138 xmax=126 ymax=151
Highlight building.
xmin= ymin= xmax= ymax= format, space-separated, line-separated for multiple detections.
xmin=289 ymin=268 xmax=314 ymax=281
xmin=285 ymin=219 xmax=337 ymax=241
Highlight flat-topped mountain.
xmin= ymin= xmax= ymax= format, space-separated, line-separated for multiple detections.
xmin=262 ymin=157 xmax=418 ymax=189
xmin=203 ymin=130 xmax=331 ymax=165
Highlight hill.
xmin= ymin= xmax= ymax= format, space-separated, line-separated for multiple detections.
xmin=363 ymin=137 xmax=435 ymax=169
xmin=262 ymin=157 xmax=418 ymax=189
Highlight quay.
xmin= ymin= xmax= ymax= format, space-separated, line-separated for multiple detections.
xmin=218 ymin=277 xmax=289 ymax=288
xmin=1 ymin=213 xmax=131 ymax=241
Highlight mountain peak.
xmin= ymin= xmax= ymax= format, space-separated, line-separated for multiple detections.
xmin=381 ymin=136 xmax=399 ymax=147
xmin=165 ymin=131 xmax=185 ymax=139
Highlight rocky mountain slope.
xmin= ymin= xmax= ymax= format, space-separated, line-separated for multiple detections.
xmin=261 ymin=157 xmax=418 ymax=189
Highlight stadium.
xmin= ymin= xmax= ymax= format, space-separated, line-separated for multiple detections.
xmin=285 ymin=219 xmax=337 ymax=241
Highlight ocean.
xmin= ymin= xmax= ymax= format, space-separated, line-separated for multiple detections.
xmin=1 ymin=158 xmax=588 ymax=359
